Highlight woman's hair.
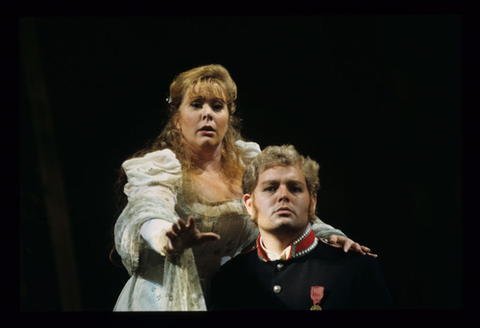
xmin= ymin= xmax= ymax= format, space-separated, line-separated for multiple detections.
xmin=114 ymin=64 xmax=248 ymax=214
xmin=242 ymin=145 xmax=320 ymax=226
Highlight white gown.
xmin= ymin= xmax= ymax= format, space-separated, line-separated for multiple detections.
xmin=113 ymin=140 xmax=345 ymax=311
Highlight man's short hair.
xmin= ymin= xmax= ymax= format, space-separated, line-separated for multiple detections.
xmin=242 ymin=145 xmax=320 ymax=226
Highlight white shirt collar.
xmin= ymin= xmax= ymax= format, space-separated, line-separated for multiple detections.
xmin=259 ymin=236 xmax=292 ymax=261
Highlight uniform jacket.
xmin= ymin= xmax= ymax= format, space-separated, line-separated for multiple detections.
xmin=208 ymin=225 xmax=393 ymax=310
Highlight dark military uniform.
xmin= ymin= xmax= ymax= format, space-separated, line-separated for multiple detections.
xmin=208 ymin=226 xmax=393 ymax=310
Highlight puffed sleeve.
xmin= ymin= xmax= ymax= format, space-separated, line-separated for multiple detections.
xmin=114 ymin=149 xmax=183 ymax=275
xmin=311 ymin=216 xmax=347 ymax=238
xmin=122 ymin=149 xmax=182 ymax=210
xmin=235 ymin=139 xmax=261 ymax=160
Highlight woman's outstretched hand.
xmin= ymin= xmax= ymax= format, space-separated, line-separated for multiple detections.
xmin=165 ymin=216 xmax=220 ymax=254
xmin=328 ymin=235 xmax=378 ymax=258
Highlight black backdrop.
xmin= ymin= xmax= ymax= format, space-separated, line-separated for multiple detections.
xmin=20 ymin=15 xmax=462 ymax=312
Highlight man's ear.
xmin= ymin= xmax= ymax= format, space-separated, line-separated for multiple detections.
xmin=243 ymin=193 xmax=253 ymax=217
xmin=311 ymin=193 xmax=317 ymax=212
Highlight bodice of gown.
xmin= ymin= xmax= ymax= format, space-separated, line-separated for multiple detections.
xmin=175 ymin=183 xmax=259 ymax=291
xmin=115 ymin=140 xmax=262 ymax=290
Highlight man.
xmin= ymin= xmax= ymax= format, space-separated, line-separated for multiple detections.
xmin=208 ymin=145 xmax=393 ymax=310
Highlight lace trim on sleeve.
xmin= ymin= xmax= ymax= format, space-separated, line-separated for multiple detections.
xmin=162 ymin=248 xmax=207 ymax=311
xmin=114 ymin=195 xmax=177 ymax=275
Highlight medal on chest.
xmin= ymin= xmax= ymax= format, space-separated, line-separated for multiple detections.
xmin=310 ymin=286 xmax=324 ymax=311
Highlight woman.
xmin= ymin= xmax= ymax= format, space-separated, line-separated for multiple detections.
xmin=113 ymin=64 xmax=372 ymax=311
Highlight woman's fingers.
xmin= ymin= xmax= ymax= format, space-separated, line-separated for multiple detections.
xmin=361 ymin=245 xmax=371 ymax=253
xmin=171 ymin=219 xmax=188 ymax=235
xmin=327 ymin=235 xmax=378 ymax=256
xmin=343 ymin=239 xmax=354 ymax=253
xmin=187 ymin=216 xmax=196 ymax=227
xmin=177 ymin=218 xmax=187 ymax=229
xmin=166 ymin=217 xmax=220 ymax=253
xmin=328 ymin=235 xmax=338 ymax=244
xmin=199 ymin=232 xmax=221 ymax=243
xmin=350 ymin=243 xmax=378 ymax=257
xmin=171 ymin=223 xmax=180 ymax=234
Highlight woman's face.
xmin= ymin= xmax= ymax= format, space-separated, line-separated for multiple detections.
xmin=176 ymin=84 xmax=230 ymax=154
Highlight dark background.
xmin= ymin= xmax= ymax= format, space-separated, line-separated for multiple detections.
xmin=20 ymin=15 xmax=462 ymax=312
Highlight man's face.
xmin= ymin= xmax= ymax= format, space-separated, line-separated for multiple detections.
xmin=243 ymin=165 xmax=316 ymax=237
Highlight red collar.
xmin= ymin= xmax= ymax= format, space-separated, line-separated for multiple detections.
xmin=256 ymin=224 xmax=318 ymax=262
